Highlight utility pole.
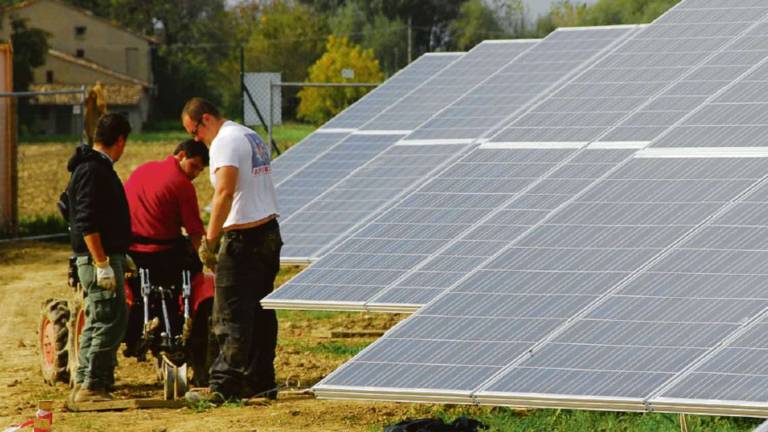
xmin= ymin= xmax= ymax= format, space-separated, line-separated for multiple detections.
xmin=407 ymin=16 xmax=412 ymax=64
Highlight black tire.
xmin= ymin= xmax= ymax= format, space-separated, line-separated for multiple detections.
xmin=187 ymin=298 xmax=215 ymax=386
xmin=39 ymin=299 xmax=70 ymax=385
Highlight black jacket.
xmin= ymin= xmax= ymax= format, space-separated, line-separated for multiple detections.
xmin=66 ymin=145 xmax=131 ymax=255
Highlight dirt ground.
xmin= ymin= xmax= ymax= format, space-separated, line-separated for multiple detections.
xmin=0 ymin=240 xmax=452 ymax=432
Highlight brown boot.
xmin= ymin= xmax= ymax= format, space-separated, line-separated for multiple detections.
xmin=74 ymin=387 xmax=113 ymax=403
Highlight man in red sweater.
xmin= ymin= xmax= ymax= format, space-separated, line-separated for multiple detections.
xmin=123 ymin=139 xmax=209 ymax=360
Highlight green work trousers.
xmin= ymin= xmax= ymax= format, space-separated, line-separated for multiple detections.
xmin=75 ymin=254 xmax=128 ymax=390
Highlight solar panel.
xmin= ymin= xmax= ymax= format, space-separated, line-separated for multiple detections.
xmin=644 ymin=157 xmax=768 ymax=416
xmin=265 ymin=26 xmax=639 ymax=306
xmin=313 ymin=152 xmax=768 ymax=408
xmin=403 ymin=26 xmax=637 ymax=143
xmin=273 ymin=53 xmax=461 ymax=218
xmin=472 ymin=153 xmax=768 ymax=409
xmin=310 ymin=0 xmax=768 ymax=415
xmin=277 ymin=40 xmax=539 ymax=262
xmin=492 ymin=1 xmax=768 ymax=147
xmin=360 ymin=41 xmax=538 ymax=132
xmin=600 ymin=17 xmax=768 ymax=146
xmin=269 ymin=0 xmax=768 ymax=311
xmin=321 ymin=53 xmax=464 ymax=131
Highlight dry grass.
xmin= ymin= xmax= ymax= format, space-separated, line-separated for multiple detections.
xmin=18 ymin=139 xmax=213 ymax=220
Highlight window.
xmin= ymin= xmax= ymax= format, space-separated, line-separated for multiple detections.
xmin=75 ymin=26 xmax=86 ymax=39
xmin=76 ymin=49 xmax=84 ymax=58
xmin=45 ymin=70 xmax=54 ymax=83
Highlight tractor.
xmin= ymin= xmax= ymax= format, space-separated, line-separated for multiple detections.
xmin=39 ymin=254 xmax=215 ymax=398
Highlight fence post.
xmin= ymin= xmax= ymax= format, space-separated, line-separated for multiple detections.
xmin=268 ymin=78 xmax=274 ymax=150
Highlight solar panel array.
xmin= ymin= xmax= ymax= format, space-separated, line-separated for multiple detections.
xmin=286 ymin=0 xmax=768 ymax=418
xmin=278 ymin=40 xmax=539 ymax=261
xmin=265 ymin=26 xmax=641 ymax=307
xmin=273 ymin=53 xmax=462 ymax=217
xmin=268 ymin=0 xmax=768 ymax=311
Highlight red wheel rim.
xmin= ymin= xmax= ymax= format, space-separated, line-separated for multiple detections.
xmin=74 ymin=308 xmax=85 ymax=355
xmin=40 ymin=317 xmax=55 ymax=368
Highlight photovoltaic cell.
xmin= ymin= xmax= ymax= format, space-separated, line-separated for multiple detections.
xmin=648 ymin=179 xmax=768 ymax=413
xmin=296 ymin=0 xmax=768 ymax=417
xmin=322 ymin=54 xmax=463 ymax=131
xmin=605 ymin=20 xmax=768 ymax=145
xmin=266 ymin=26 xmax=637 ymax=305
xmin=361 ymin=41 xmax=537 ymax=132
xmin=277 ymin=133 xmax=403 ymax=222
xmin=492 ymin=0 xmax=768 ymax=146
xmin=273 ymin=53 xmax=461 ymax=218
xmin=276 ymin=40 xmax=538 ymax=261
xmin=404 ymin=26 xmax=637 ymax=142
xmin=316 ymin=154 xmax=768 ymax=408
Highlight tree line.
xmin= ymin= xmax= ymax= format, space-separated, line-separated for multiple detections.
xmin=2 ymin=0 xmax=680 ymax=124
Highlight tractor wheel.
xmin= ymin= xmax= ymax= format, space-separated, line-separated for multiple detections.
xmin=67 ymin=298 xmax=86 ymax=388
xmin=39 ymin=299 xmax=70 ymax=385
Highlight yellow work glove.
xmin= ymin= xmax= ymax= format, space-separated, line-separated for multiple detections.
xmin=198 ymin=237 xmax=218 ymax=271
xmin=125 ymin=254 xmax=138 ymax=276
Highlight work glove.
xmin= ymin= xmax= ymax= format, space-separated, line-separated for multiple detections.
xmin=94 ymin=257 xmax=116 ymax=291
xmin=125 ymin=254 xmax=138 ymax=276
xmin=198 ymin=237 xmax=218 ymax=271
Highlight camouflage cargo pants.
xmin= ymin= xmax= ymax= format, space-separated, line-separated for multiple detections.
xmin=75 ymin=254 xmax=128 ymax=390
xmin=209 ymin=219 xmax=282 ymax=398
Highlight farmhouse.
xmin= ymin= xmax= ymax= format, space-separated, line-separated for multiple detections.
xmin=0 ymin=0 xmax=154 ymax=133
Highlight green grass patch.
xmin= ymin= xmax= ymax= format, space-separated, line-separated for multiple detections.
xmin=310 ymin=341 xmax=369 ymax=358
xmin=405 ymin=406 xmax=764 ymax=432
xmin=1 ymin=214 xmax=69 ymax=239
xmin=277 ymin=309 xmax=341 ymax=322
xmin=18 ymin=122 xmax=315 ymax=150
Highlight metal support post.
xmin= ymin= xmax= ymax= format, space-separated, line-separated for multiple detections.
xmin=268 ymin=76 xmax=273 ymax=152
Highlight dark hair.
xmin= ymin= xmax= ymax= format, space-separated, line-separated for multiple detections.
xmin=174 ymin=139 xmax=209 ymax=166
xmin=181 ymin=97 xmax=221 ymax=123
xmin=94 ymin=113 xmax=131 ymax=147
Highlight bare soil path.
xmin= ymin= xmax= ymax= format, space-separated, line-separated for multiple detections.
xmin=0 ymin=240 xmax=445 ymax=431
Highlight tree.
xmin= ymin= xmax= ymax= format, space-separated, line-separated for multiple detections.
xmin=541 ymin=0 xmax=680 ymax=29
xmin=448 ymin=0 xmax=504 ymax=50
xmin=297 ymin=35 xmax=383 ymax=124
xmin=5 ymin=14 xmax=49 ymax=133
xmin=217 ymin=0 xmax=328 ymax=118
xmin=329 ymin=2 xmax=407 ymax=75
xmin=7 ymin=15 xmax=48 ymax=92
xmin=491 ymin=0 xmax=530 ymax=37
xmin=67 ymin=0 xmax=233 ymax=120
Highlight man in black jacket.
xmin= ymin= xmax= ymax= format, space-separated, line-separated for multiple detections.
xmin=66 ymin=113 xmax=132 ymax=403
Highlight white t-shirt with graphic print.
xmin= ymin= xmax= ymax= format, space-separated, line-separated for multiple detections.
xmin=209 ymin=120 xmax=279 ymax=228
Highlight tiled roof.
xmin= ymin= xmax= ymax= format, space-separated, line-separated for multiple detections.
xmin=29 ymin=82 xmax=144 ymax=106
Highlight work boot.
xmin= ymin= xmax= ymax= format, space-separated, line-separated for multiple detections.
xmin=73 ymin=387 xmax=113 ymax=403
xmin=184 ymin=387 xmax=226 ymax=406
xmin=68 ymin=383 xmax=81 ymax=404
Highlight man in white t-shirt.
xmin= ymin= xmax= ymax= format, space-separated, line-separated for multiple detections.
xmin=181 ymin=97 xmax=282 ymax=403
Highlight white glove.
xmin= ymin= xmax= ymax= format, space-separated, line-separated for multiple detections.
xmin=94 ymin=257 xmax=116 ymax=291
